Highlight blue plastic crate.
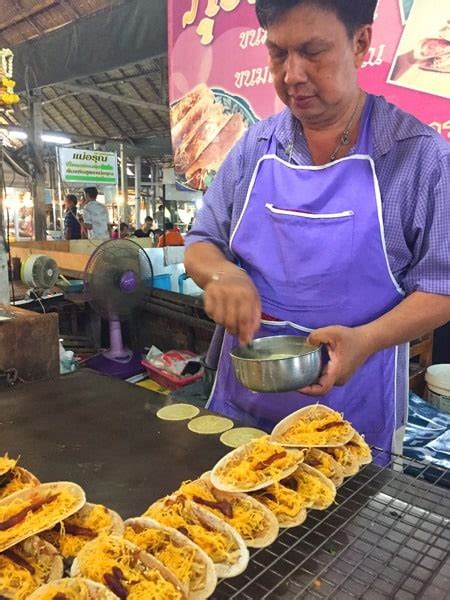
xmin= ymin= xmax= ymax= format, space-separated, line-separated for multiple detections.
xmin=152 ymin=274 xmax=172 ymax=291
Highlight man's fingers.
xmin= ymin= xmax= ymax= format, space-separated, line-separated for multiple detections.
xmin=204 ymin=279 xmax=261 ymax=344
xmin=238 ymin=298 xmax=261 ymax=345
xmin=307 ymin=326 xmax=342 ymax=349
xmin=224 ymin=299 xmax=240 ymax=336
xmin=298 ymin=362 xmax=337 ymax=396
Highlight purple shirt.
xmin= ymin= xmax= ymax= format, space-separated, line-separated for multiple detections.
xmin=186 ymin=95 xmax=450 ymax=296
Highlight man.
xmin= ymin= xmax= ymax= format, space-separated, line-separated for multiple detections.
xmin=155 ymin=204 xmax=166 ymax=230
xmin=63 ymin=194 xmax=81 ymax=240
xmin=134 ymin=216 xmax=154 ymax=238
xmin=184 ymin=0 xmax=450 ymax=455
xmin=157 ymin=222 xmax=184 ymax=247
xmin=81 ymin=187 xmax=110 ymax=240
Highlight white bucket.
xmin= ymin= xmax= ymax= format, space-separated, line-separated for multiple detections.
xmin=425 ymin=364 xmax=450 ymax=413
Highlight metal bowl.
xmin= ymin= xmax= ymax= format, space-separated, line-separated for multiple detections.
xmin=231 ymin=335 xmax=322 ymax=393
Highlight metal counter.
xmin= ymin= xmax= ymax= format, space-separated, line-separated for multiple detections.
xmin=1 ymin=371 xmax=449 ymax=599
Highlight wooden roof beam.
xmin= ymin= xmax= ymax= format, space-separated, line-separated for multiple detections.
xmin=0 ymin=0 xmax=57 ymax=34
xmin=57 ymin=0 xmax=80 ymax=19
xmin=55 ymin=82 xmax=169 ymax=114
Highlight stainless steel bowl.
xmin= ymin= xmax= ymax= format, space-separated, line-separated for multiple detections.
xmin=231 ymin=335 xmax=322 ymax=393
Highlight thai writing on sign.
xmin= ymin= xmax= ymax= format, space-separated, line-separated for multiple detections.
xmin=182 ymin=0 xmax=256 ymax=44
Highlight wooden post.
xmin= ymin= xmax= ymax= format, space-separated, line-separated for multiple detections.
xmin=134 ymin=156 xmax=142 ymax=228
xmin=120 ymin=143 xmax=129 ymax=223
xmin=0 ymin=141 xmax=9 ymax=303
xmin=30 ymin=91 xmax=47 ymax=241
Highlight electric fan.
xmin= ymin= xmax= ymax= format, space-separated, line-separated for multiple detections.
xmin=21 ymin=254 xmax=59 ymax=296
xmin=83 ymin=239 xmax=153 ymax=379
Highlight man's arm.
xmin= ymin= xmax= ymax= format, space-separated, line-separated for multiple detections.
xmin=82 ymin=206 xmax=93 ymax=233
xmin=185 ymin=242 xmax=261 ymax=342
xmin=300 ymin=291 xmax=450 ymax=397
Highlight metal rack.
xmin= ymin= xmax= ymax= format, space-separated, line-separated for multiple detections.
xmin=214 ymin=450 xmax=450 ymax=599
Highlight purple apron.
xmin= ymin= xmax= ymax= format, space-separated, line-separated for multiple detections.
xmin=207 ymin=97 xmax=408 ymax=454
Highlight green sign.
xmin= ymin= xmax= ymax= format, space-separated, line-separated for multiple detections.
xmin=58 ymin=148 xmax=118 ymax=185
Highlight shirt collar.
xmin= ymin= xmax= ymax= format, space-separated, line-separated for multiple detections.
xmin=258 ymin=95 xmax=434 ymax=162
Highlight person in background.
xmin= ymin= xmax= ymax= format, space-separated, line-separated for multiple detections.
xmin=157 ymin=222 xmax=184 ymax=247
xmin=64 ymin=194 xmax=81 ymax=240
xmin=184 ymin=0 xmax=450 ymax=457
xmin=111 ymin=222 xmax=129 ymax=239
xmin=155 ymin=204 xmax=165 ymax=230
xmin=119 ymin=222 xmax=129 ymax=239
xmin=81 ymin=187 xmax=110 ymax=240
xmin=134 ymin=216 xmax=154 ymax=238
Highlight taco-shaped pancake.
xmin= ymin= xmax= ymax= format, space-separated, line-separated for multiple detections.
xmin=41 ymin=502 xmax=124 ymax=561
xmin=0 ymin=466 xmax=40 ymax=501
xmin=303 ymin=448 xmax=345 ymax=488
xmin=0 ymin=535 xmax=63 ymax=599
xmin=0 ymin=482 xmax=86 ymax=552
xmin=28 ymin=577 xmax=117 ymax=599
xmin=322 ymin=446 xmax=360 ymax=477
xmin=345 ymin=432 xmax=372 ymax=466
xmin=71 ymin=534 xmax=186 ymax=599
xmin=251 ymin=482 xmax=308 ymax=529
xmin=144 ymin=495 xmax=249 ymax=578
xmin=278 ymin=464 xmax=336 ymax=510
xmin=176 ymin=475 xmax=279 ymax=548
xmin=271 ymin=405 xmax=355 ymax=447
xmin=210 ymin=437 xmax=304 ymax=493
xmin=124 ymin=517 xmax=217 ymax=600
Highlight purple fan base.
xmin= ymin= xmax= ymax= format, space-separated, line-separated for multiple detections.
xmin=83 ymin=351 xmax=145 ymax=379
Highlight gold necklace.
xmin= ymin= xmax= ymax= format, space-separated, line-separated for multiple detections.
xmin=329 ymin=93 xmax=363 ymax=162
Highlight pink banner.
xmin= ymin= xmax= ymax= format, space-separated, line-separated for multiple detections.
xmin=168 ymin=0 xmax=450 ymax=190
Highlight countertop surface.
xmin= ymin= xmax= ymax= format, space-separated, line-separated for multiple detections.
xmin=0 ymin=370 xmax=227 ymax=517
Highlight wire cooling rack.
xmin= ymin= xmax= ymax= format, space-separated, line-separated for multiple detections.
xmin=214 ymin=450 xmax=450 ymax=599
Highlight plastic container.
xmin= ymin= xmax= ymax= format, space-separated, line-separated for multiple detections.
xmin=147 ymin=274 xmax=172 ymax=291
xmin=425 ymin=364 xmax=450 ymax=413
xmin=58 ymin=279 xmax=84 ymax=293
xmin=141 ymin=351 xmax=203 ymax=390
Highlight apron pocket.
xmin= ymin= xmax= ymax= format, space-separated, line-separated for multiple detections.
xmin=265 ymin=204 xmax=355 ymax=311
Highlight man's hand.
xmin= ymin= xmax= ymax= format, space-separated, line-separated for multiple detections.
xmin=204 ymin=270 xmax=261 ymax=344
xmin=298 ymin=325 xmax=374 ymax=396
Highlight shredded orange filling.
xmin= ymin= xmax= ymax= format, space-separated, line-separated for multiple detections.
xmin=75 ymin=534 xmax=183 ymax=600
xmin=178 ymin=480 xmax=267 ymax=541
xmin=145 ymin=498 xmax=240 ymax=565
xmin=277 ymin=412 xmax=354 ymax=446
xmin=42 ymin=504 xmax=114 ymax=558
xmin=215 ymin=438 xmax=303 ymax=488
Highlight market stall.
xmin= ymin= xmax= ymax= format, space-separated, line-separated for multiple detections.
xmin=0 ymin=371 xmax=449 ymax=599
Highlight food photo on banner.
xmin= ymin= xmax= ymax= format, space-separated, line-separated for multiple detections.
xmin=168 ymin=0 xmax=450 ymax=193
xmin=389 ymin=0 xmax=450 ymax=98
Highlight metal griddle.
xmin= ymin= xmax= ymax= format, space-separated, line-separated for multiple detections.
xmin=1 ymin=370 xmax=449 ymax=599
xmin=0 ymin=370 xmax=227 ymax=516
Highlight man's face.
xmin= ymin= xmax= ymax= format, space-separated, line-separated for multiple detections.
xmin=144 ymin=220 xmax=153 ymax=231
xmin=65 ymin=199 xmax=74 ymax=210
xmin=266 ymin=5 xmax=371 ymax=127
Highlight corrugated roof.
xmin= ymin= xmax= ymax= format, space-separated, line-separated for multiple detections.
xmin=0 ymin=0 xmax=127 ymax=46
xmin=0 ymin=0 xmax=171 ymax=161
